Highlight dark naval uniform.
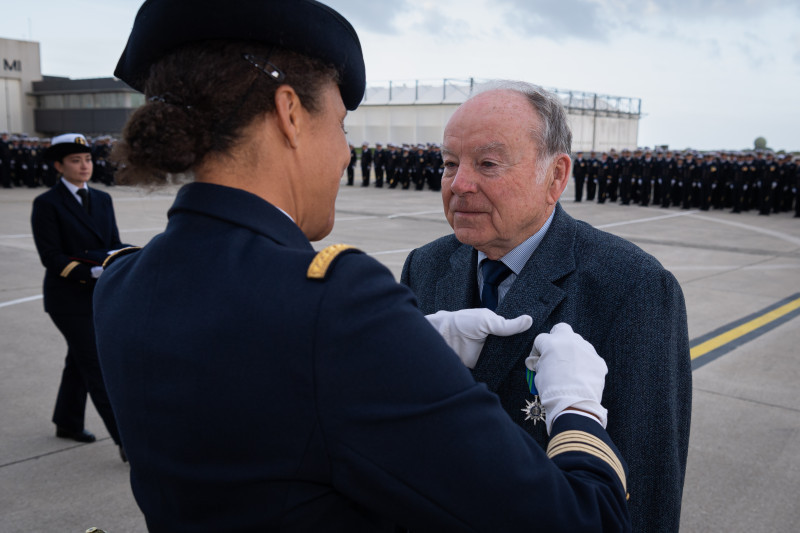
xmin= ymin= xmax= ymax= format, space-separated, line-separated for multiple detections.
xmin=359 ymin=144 xmax=372 ymax=187
xmin=346 ymin=147 xmax=356 ymax=185
xmin=572 ymin=155 xmax=587 ymax=202
xmin=372 ymin=145 xmax=385 ymax=187
xmin=31 ymin=180 xmax=126 ymax=444
xmin=95 ymin=182 xmax=630 ymax=533
xmin=0 ymin=137 xmax=11 ymax=188
xmin=586 ymin=153 xmax=599 ymax=201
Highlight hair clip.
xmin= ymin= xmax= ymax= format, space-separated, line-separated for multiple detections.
xmin=148 ymin=93 xmax=192 ymax=110
xmin=243 ymin=53 xmax=286 ymax=82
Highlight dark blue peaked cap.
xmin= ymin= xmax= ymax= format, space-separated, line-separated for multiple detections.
xmin=114 ymin=0 xmax=366 ymax=110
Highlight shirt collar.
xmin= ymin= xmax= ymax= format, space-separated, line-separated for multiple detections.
xmin=61 ymin=177 xmax=88 ymax=203
xmin=477 ymin=208 xmax=556 ymax=275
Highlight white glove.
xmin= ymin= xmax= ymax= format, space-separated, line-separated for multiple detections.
xmin=90 ymin=266 xmax=104 ymax=279
xmin=525 ymin=323 xmax=608 ymax=434
xmin=426 ymin=309 xmax=533 ymax=369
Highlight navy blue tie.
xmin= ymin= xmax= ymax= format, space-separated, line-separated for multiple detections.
xmin=77 ymin=188 xmax=90 ymax=214
xmin=480 ymin=259 xmax=512 ymax=311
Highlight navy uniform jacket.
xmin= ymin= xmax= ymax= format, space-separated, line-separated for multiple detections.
xmin=572 ymin=157 xmax=587 ymax=180
xmin=31 ymin=181 xmax=125 ymax=316
xmin=401 ymin=203 xmax=691 ymax=533
xmin=360 ymin=147 xmax=373 ymax=168
xmin=94 ymin=183 xmax=629 ymax=533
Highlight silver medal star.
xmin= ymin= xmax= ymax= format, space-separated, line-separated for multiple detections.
xmin=521 ymin=396 xmax=546 ymax=425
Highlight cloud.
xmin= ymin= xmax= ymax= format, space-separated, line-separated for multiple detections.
xmin=644 ymin=0 xmax=798 ymax=21
xmin=325 ymin=0 xmax=413 ymax=34
xmin=496 ymin=0 xmax=613 ymax=41
xmin=490 ymin=0 xmax=799 ymax=43
xmin=792 ymin=32 xmax=800 ymax=67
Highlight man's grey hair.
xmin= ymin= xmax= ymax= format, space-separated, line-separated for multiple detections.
xmin=471 ymin=80 xmax=572 ymax=178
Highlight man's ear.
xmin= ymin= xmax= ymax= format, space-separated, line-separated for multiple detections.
xmin=547 ymin=153 xmax=571 ymax=204
xmin=274 ymin=85 xmax=302 ymax=149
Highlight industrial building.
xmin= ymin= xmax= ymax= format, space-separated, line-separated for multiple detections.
xmin=2 ymin=37 xmax=641 ymax=150
xmin=346 ymin=78 xmax=641 ymax=152
xmin=1 ymin=37 xmax=141 ymax=137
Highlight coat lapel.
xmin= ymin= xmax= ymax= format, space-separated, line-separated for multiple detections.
xmin=472 ymin=204 xmax=577 ymax=392
xmin=434 ymin=244 xmax=478 ymax=312
xmin=58 ymin=182 xmax=104 ymax=241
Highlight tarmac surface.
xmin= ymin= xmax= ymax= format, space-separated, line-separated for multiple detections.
xmin=1 ymin=177 xmax=799 ymax=532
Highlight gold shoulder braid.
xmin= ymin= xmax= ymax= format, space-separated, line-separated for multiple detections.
xmin=102 ymin=246 xmax=143 ymax=268
xmin=307 ymin=244 xmax=361 ymax=280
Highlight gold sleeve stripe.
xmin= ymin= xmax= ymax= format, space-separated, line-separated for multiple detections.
xmin=102 ymin=246 xmax=142 ymax=268
xmin=307 ymin=244 xmax=357 ymax=279
xmin=60 ymin=261 xmax=81 ymax=278
xmin=548 ymin=431 xmax=625 ymax=486
xmin=547 ymin=430 xmax=627 ymax=492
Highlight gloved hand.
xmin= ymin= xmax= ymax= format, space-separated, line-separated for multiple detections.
xmin=90 ymin=266 xmax=104 ymax=279
xmin=525 ymin=323 xmax=608 ymax=434
xmin=426 ymin=309 xmax=533 ymax=369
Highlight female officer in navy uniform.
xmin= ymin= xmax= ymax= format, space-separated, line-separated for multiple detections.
xmin=30 ymin=133 xmax=127 ymax=460
xmin=94 ymin=1 xmax=631 ymax=530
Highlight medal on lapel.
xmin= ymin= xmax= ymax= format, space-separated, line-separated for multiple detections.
xmin=522 ymin=368 xmax=546 ymax=425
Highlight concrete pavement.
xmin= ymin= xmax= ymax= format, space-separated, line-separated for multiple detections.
xmin=1 ymin=178 xmax=798 ymax=531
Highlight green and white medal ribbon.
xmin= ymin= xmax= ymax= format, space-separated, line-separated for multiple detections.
xmin=522 ymin=368 xmax=546 ymax=425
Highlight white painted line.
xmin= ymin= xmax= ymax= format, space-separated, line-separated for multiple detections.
xmin=0 ymin=226 xmax=166 ymax=239
xmin=666 ymin=264 xmax=800 ymax=271
xmin=687 ymin=214 xmax=800 ymax=246
xmin=596 ymin=211 xmax=698 ymax=229
xmin=335 ymin=210 xmax=443 ymax=221
xmin=387 ymin=210 xmax=444 ymax=219
xmin=335 ymin=215 xmax=380 ymax=221
xmin=0 ymin=295 xmax=42 ymax=309
xmin=370 ymin=248 xmax=415 ymax=256
xmin=111 ymin=196 xmax=178 ymax=202
xmin=122 ymin=227 xmax=166 ymax=233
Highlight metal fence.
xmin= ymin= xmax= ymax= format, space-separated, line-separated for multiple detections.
xmin=363 ymin=78 xmax=641 ymax=117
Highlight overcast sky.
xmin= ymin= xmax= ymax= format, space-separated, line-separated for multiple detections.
xmin=2 ymin=0 xmax=798 ymax=151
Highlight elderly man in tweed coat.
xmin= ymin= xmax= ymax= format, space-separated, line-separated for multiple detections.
xmin=402 ymin=82 xmax=692 ymax=533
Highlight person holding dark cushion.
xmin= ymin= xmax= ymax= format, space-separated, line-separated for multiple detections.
xmin=31 ymin=133 xmax=129 ymax=461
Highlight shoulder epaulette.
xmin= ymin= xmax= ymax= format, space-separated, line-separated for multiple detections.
xmin=102 ymin=246 xmax=142 ymax=268
xmin=307 ymin=244 xmax=361 ymax=280
xmin=547 ymin=430 xmax=628 ymax=497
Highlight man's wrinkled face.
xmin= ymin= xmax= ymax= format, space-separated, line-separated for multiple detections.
xmin=441 ymin=90 xmax=556 ymax=259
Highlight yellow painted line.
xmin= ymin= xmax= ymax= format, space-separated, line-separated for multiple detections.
xmin=690 ymin=296 xmax=800 ymax=360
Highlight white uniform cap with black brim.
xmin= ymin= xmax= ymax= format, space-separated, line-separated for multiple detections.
xmin=44 ymin=133 xmax=93 ymax=162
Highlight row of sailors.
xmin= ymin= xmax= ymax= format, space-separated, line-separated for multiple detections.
xmin=6 ymin=131 xmax=797 ymax=219
xmin=572 ymin=148 xmax=800 ymax=217
xmin=0 ymin=133 xmax=116 ymax=189
xmin=347 ymin=142 xmax=444 ymax=191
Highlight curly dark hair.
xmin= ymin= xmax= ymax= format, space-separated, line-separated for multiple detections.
xmin=112 ymin=40 xmax=339 ymax=185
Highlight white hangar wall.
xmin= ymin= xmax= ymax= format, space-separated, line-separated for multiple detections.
xmin=568 ymin=113 xmax=641 ymax=153
xmin=347 ymin=104 xmax=458 ymax=148
xmin=0 ymin=37 xmax=41 ymax=135
xmin=345 ymin=78 xmax=641 ymax=153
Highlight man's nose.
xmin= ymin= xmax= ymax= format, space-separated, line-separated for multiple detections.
xmin=450 ymin=165 xmax=478 ymax=195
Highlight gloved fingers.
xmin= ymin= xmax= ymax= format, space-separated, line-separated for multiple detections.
xmin=478 ymin=313 xmax=533 ymax=337
xmin=525 ymin=350 xmax=540 ymax=372
xmin=528 ymin=323 xmax=575 ymax=370
xmin=548 ymin=322 xmax=575 ymax=336
xmin=423 ymin=310 xmax=450 ymax=330
xmin=446 ymin=308 xmax=531 ymax=339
